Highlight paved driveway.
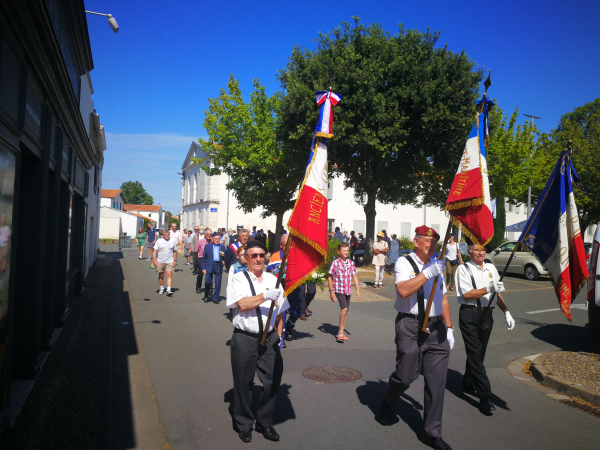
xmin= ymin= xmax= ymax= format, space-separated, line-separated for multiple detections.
xmin=113 ymin=247 xmax=600 ymax=450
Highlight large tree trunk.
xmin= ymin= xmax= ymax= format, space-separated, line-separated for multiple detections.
xmin=362 ymin=190 xmax=377 ymax=266
xmin=272 ymin=211 xmax=285 ymax=254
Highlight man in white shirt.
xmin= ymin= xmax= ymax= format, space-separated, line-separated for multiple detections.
xmin=226 ymin=241 xmax=289 ymax=444
xmin=378 ymin=225 xmax=454 ymax=450
xmin=153 ymin=230 xmax=177 ymax=296
xmin=168 ymin=222 xmax=181 ymax=250
xmin=455 ymin=241 xmax=515 ymax=415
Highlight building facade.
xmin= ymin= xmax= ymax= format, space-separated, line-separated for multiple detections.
xmin=124 ymin=204 xmax=164 ymax=228
xmin=0 ymin=0 xmax=106 ymax=440
xmin=100 ymin=188 xmax=126 ymax=210
xmin=179 ymin=141 xmax=548 ymax=242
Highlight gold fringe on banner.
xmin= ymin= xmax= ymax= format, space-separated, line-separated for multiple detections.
xmin=445 ymin=197 xmax=485 ymax=211
xmin=284 ymin=259 xmax=326 ymax=297
xmin=447 ymin=214 xmax=493 ymax=248
xmin=315 ymin=131 xmax=333 ymax=139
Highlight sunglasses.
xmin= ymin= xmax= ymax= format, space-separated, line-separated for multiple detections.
xmin=247 ymin=253 xmax=266 ymax=259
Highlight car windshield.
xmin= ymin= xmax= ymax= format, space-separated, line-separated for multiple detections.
xmin=501 ymin=243 xmax=516 ymax=252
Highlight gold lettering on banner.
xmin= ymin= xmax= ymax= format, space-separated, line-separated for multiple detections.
xmin=556 ymin=278 xmax=571 ymax=300
xmin=308 ymin=192 xmax=326 ymax=225
xmin=453 ymin=149 xmax=472 ymax=196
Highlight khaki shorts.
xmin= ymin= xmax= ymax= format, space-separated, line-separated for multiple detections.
xmin=156 ymin=262 xmax=174 ymax=273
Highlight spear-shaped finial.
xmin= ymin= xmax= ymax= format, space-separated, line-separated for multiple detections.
xmin=483 ymin=71 xmax=492 ymax=97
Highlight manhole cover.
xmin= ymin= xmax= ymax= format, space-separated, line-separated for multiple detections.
xmin=302 ymin=366 xmax=362 ymax=383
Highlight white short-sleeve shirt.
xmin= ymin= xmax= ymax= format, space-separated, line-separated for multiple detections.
xmin=169 ymin=230 xmax=181 ymax=245
xmin=455 ymin=261 xmax=500 ymax=307
xmin=226 ymin=270 xmax=290 ymax=333
xmin=155 ymin=238 xmax=176 ymax=264
xmin=394 ymin=252 xmax=447 ymax=317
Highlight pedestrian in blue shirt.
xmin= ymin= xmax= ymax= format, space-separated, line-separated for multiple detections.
xmin=202 ymin=233 xmax=226 ymax=303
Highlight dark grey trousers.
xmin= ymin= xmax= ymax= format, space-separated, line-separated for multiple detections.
xmin=231 ymin=329 xmax=283 ymax=432
xmin=383 ymin=315 xmax=450 ymax=438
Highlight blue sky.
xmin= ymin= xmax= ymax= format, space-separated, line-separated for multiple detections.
xmin=84 ymin=0 xmax=600 ymax=213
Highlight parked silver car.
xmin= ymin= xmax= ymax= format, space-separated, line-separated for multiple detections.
xmin=484 ymin=241 xmax=549 ymax=281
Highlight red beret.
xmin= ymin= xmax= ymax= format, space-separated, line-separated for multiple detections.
xmin=414 ymin=225 xmax=440 ymax=241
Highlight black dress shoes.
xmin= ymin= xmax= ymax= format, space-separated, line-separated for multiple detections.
xmin=196 ymin=287 xmax=201 ymax=294
xmin=377 ymin=397 xmax=393 ymax=426
xmin=254 ymin=423 xmax=279 ymax=441
xmin=462 ymin=385 xmax=478 ymax=397
xmin=284 ymin=330 xmax=293 ymax=341
xmin=479 ymin=398 xmax=496 ymax=415
xmin=238 ymin=430 xmax=252 ymax=443
xmin=421 ymin=435 xmax=453 ymax=450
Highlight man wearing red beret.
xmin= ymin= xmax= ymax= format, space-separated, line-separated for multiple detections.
xmin=378 ymin=225 xmax=455 ymax=450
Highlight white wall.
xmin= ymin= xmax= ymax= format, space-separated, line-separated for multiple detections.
xmin=99 ymin=216 xmax=121 ymax=239
xmin=100 ymin=207 xmax=143 ymax=239
xmin=100 ymin=197 xmax=111 ymax=207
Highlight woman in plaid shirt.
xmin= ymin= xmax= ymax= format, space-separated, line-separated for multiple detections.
xmin=327 ymin=242 xmax=361 ymax=342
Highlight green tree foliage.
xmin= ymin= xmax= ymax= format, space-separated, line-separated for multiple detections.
xmin=277 ymin=18 xmax=482 ymax=263
xmin=485 ymin=106 xmax=538 ymax=249
xmin=119 ymin=181 xmax=154 ymax=205
xmin=194 ymin=76 xmax=306 ymax=239
xmin=532 ymin=98 xmax=600 ymax=235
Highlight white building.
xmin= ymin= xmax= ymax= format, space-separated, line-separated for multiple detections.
xmin=178 ymin=141 xmax=589 ymax=242
xmin=80 ymin=73 xmax=107 ymax=278
xmin=99 ymin=206 xmax=149 ymax=239
xmin=124 ymin=204 xmax=164 ymax=228
xmin=101 ymin=188 xmax=126 ymax=210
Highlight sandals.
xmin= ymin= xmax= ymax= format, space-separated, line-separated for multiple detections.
xmin=336 ymin=333 xmax=349 ymax=343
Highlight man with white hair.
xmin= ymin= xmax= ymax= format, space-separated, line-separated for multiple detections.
xmin=454 ymin=240 xmax=515 ymax=415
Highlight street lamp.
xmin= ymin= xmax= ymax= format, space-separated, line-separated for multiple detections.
xmin=85 ymin=10 xmax=119 ymax=33
xmin=523 ymin=114 xmax=541 ymax=218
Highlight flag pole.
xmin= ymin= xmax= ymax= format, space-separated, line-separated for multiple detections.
xmin=418 ymin=221 xmax=452 ymax=344
xmin=260 ymin=233 xmax=293 ymax=347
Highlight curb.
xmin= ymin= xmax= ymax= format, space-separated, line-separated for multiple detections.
xmin=530 ymin=351 xmax=600 ymax=407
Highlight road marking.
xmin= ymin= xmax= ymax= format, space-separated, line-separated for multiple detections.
xmin=504 ymin=278 xmax=551 ymax=287
xmin=504 ymin=287 xmax=553 ymax=292
xmin=526 ymin=304 xmax=587 ymax=314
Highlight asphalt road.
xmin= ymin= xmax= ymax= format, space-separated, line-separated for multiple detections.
xmin=110 ymin=246 xmax=600 ymax=450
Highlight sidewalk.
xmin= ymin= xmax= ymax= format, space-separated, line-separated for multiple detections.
xmin=5 ymin=251 xmax=165 ymax=449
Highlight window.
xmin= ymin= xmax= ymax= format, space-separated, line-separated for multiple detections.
xmin=508 ymin=204 xmax=514 ymax=212
xmin=515 ymin=205 xmax=520 ymax=214
xmin=401 ymin=222 xmax=411 ymax=238
xmin=377 ymin=221 xmax=389 ymax=235
xmin=352 ymin=220 xmax=365 ymax=235
xmin=328 ymin=219 xmax=335 ymax=233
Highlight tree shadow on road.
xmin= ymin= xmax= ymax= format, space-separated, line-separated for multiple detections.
xmin=445 ymin=369 xmax=510 ymax=411
xmin=528 ymin=321 xmax=600 ymax=353
xmin=224 ymin=384 xmax=296 ymax=432
xmin=356 ymin=380 xmax=423 ymax=438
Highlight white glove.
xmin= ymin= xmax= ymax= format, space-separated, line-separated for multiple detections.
xmin=486 ymin=281 xmax=505 ymax=294
xmin=505 ymin=311 xmax=515 ymax=331
xmin=447 ymin=327 xmax=455 ymax=350
xmin=264 ymin=287 xmax=282 ymax=302
xmin=422 ymin=260 xmax=445 ymax=279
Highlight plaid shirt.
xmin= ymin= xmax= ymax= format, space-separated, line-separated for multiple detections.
xmin=328 ymin=258 xmax=357 ymax=295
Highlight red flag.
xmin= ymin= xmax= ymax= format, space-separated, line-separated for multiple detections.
xmin=446 ymin=100 xmax=494 ymax=246
xmin=284 ymin=91 xmax=341 ymax=295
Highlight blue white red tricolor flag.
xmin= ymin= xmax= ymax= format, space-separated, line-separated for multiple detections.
xmin=519 ymin=149 xmax=589 ymax=321
xmin=314 ymin=91 xmax=341 ymax=138
xmin=445 ymin=98 xmax=495 ymax=246
xmin=284 ymin=91 xmax=342 ymax=295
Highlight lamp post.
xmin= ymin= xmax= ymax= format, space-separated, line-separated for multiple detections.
xmin=85 ymin=11 xmax=119 ymax=33
xmin=523 ymin=114 xmax=541 ymax=218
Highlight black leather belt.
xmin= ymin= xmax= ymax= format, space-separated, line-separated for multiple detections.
xmin=234 ymin=327 xmax=276 ymax=339
xmin=460 ymin=304 xmax=495 ymax=310
xmin=397 ymin=312 xmax=442 ymax=324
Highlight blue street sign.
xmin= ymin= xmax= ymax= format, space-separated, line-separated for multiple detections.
xmin=210 ymin=207 xmax=217 ymax=213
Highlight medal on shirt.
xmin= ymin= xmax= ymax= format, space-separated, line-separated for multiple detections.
xmin=489 ymin=273 xmax=493 ymax=279
xmin=409 ymin=271 xmax=416 ymax=278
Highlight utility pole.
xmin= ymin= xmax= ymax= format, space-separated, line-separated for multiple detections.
xmin=523 ymin=114 xmax=541 ymax=218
